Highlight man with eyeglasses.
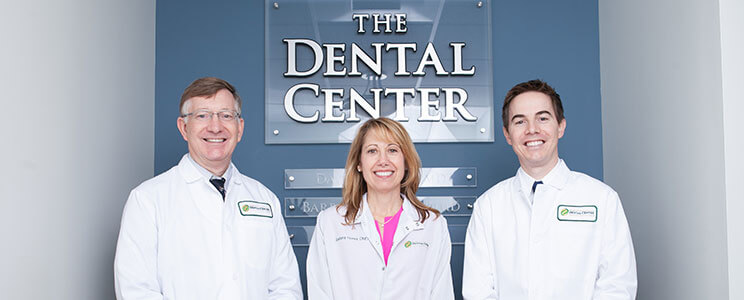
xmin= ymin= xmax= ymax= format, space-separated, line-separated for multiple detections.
xmin=114 ymin=77 xmax=302 ymax=299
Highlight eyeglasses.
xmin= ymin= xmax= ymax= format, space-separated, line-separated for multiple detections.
xmin=181 ymin=110 xmax=241 ymax=122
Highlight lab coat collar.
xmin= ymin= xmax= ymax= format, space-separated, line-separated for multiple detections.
xmin=400 ymin=195 xmax=423 ymax=224
xmin=395 ymin=195 xmax=426 ymax=245
xmin=516 ymin=159 xmax=571 ymax=194
xmin=357 ymin=193 xmax=423 ymax=227
xmin=178 ymin=154 xmax=237 ymax=186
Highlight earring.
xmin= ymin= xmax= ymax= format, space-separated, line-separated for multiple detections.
xmin=357 ymin=166 xmax=361 ymax=172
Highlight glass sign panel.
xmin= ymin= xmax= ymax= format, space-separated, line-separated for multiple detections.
xmin=285 ymin=168 xmax=346 ymax=189
xmin=420 ymin=196 xmax=475 ymax=216
xmin=419 ymin=167 xmax=477 ymax=187
xmin=285 ymin=196 xmax=474 ymax=218
xmin=266 ymin=0 xmax=494 ymax=143
xmin=285 ymin=197 xmax=342 ymax=218
xmin=287 ymin=225 xmax=316 ymax=246
xmin=285 ymin=167 xmax=476 ymax=189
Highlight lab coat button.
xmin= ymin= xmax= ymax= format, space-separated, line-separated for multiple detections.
xmin=381 ymin=267 xmax=386 ymax=271
xmin=233 ymin=273 xmax=239 ymax=280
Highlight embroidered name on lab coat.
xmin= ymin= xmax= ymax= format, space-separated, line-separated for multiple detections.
xmin=556 ymin=205 xmax=597 ymax=222
xmin=237 ymin=200 xmax=273 ymax=218
xmin=335 ymin=236 xmax=368 ymax=242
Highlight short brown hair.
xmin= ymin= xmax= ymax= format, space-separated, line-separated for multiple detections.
xmin=179 ymin=77 xmax=241 ymax=115
xmin=340 ymin=117 xmax=439 ymax=225
xmin=502 ymin=79 xmax=564 ymax=130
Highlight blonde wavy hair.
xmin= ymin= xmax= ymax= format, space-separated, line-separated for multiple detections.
xmin=339 ymin=117 xmax=439 ymax=225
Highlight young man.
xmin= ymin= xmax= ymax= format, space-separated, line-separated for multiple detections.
xmin=463 ymin=80 xmax=637 ymax=299
xmin=114 ymin=77 xmax=302 ymax=299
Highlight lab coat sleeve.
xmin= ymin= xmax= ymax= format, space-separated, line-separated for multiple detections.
xmin=114 ymin=189 xmax=164 ymax=300
xmin=462 ymin=196 xmax=498 ymax=300
xmin=306 ymin=211 xmax=334 ymax=299
xmin=267 ymin=195 xmax=303 ymax=299
xmin=593 ymin=191 xmax=637 ymax=300
xmin=430 ymin=216 xmax=455 ymax=299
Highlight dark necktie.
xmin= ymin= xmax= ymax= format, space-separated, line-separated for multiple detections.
xmin=210 ymin=178 xmax=226 ymax=200
xmin=531 ymin=180 xmax=543 ymax=193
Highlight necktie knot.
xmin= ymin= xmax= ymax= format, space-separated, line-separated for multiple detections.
xmin=531 ymin=180 xmax=543 ymax=193
xmin=210 ymin=178 xmax=226 ymax=200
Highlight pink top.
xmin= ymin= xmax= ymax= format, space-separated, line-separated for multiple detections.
xmin=374 ymin=206 xmax=404 ymax=265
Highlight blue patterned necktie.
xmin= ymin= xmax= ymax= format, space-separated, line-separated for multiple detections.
xmin=210 ymin=178 xmax=226 ymax=200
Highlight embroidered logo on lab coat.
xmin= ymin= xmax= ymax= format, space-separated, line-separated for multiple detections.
xmin=238 ymin=200 xmax=273 ymax=218
xmin=556 ymin=205 xmax=597 ymax=222
xmin=404 ymin=240 xmax=429 ymax=248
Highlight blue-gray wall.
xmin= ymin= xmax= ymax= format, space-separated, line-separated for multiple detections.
xmin=155 ymin=0 xmax=601 ymax=298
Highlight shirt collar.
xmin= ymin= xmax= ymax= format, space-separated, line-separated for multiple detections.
xmin=184 ymin=153 xmax=235 ymax=189
xmin=516 ymin=159 xmax=571 ymax=194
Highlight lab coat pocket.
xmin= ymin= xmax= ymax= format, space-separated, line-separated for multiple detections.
xmin=548 ymin=222 xmax=599 ymax=280
xmin=234 ymin=217 xmax=274 ymax=271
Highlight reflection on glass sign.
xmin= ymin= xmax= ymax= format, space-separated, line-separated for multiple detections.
xmin=266 ymin=0 xmax=494 ymax=144
xmin=285 ymin=167 xmax=476 ymax=189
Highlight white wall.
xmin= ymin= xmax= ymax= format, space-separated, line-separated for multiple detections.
xmin=0 ymin=1 xmax=155 ymax=299
xmin=599 ymin=0 xmax=730 ymax=299
xmin=719 ymin=1 xmax=744 ymax=299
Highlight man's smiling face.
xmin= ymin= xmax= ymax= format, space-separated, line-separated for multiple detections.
xmin=503 ymin=91 xmax=566 ymax=171
xmin=177 ymin=89 xmax=244 ymax=174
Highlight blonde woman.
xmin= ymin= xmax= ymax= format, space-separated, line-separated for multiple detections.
xmin=307 ymin=117 xmax=454 ymax=299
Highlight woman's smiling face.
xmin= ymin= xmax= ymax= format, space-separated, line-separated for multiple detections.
xmin=359 ymin=129 xmax=406 ymax=195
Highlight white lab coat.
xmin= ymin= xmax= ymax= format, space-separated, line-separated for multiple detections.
xmin=307 ymin=194 xmax=454 ymax=300
xmin=114 ymin=154 xmax=302 ymax=300
xmin=462 ymin=160 xmax=637 ymax=300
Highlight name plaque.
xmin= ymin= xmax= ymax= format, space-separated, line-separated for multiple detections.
xmin=288 ymin=224 xmax=469 ymax=246
xmin=285 ymin=197 xmax=341 ymax=218
xmin=421 ymin=196 xmax=475 ymax=217
xmin=285 ymin=167 xmax=477 ymax=189
xmin=285 ymin=196 xmax=474 ymax=218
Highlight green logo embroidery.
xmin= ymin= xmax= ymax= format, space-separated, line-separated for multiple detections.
xmin=404 ymin=241 xmax=412 ymax=248
xmin=242 ymin=205 xmax=250 ymax=212
xmin=560 ymin=208 xmax=569 ymax=216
